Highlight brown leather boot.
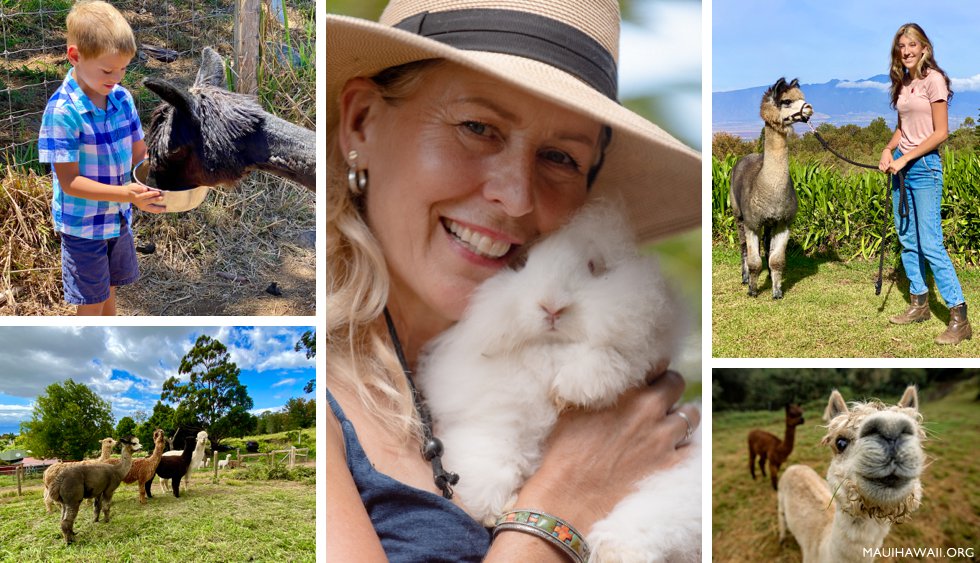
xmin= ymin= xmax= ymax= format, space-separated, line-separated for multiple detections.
xmin=889 ymin=293 xmax=930 ymax=324
xmin=936 ymin=303 xmax=972 ymax=345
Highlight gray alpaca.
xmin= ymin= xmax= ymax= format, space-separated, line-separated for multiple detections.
xmin=729 ymin=78 xmax=812 ymax=299
xmin=48 ymin=436 xmax=142 ymax=545
xmin=143 ymin=47 xmax=314 ymax=191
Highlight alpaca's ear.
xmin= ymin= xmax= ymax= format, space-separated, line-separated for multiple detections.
xmin=144 ymin=78 xmax=198 ymax=120
xmin=826 ymin=389 xmax=848 ymax=420
xmin=898 ymin=385 xmax=919 ymax=411
xmin=789 ymin=78 xmax=800 ymax=89
xmin=772 ymin=77 xmax=787 ymax=94
xmin=195 ymin=47 xmax=227 ymax=89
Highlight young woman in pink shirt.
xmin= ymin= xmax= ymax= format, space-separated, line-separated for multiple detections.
xmin=878 ymin=23 xmax=971 ymax=345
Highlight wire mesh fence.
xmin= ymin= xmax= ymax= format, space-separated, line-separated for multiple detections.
xmin=0 ymin=0 xmax=237 ymax=172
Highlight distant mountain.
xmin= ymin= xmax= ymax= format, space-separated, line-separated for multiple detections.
xmin=713 ymin=75 xmax=979 ymax=139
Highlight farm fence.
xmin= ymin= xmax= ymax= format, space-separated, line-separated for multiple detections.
xmin=209 ymin=446 xmax=309 ymax=478
xmin=0 ymin=0 xmax=267 ymax=172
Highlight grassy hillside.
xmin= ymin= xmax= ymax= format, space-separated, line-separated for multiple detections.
xmin=712 ymin=378 xmax=980 ymax=562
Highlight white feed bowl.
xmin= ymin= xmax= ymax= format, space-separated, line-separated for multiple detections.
xmin=132 ymin=159 xmax=211 ymax=213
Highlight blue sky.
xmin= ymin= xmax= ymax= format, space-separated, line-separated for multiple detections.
xmin=0 ymin=327 xmax=315 ymax=435
xmin=713 ymin=0 xmax=980 ymax=92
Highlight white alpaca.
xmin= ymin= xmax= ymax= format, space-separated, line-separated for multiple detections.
xmin=419 ymin=201 xmax=699 ymax=562
xmin=218 ymin=454 xmax=231 ymax=469
xmin=161 ymin=430 xmax=207 ymax=492
xmin=778 ymin=386 xmax=925 ymax=563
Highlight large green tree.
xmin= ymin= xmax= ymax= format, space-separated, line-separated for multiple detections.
xmin=284 ymin=397 xmax=316 ymax=430
xmin=162 ymin=335 xmax=254 ymax=444
xmin=115 ymin=416 xmax=137 ymax=439
xmin=20 ymin=379 xmax=115 ymax=460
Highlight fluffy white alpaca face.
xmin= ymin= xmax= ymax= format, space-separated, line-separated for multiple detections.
xmin=823 ymin=387 xmax=924 ymax=518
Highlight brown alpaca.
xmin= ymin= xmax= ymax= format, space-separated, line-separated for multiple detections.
xmin=43 ymin=437 xmax=117 ymax=513
xmin=120 ymin=428 xmax=165 ymax=504
xmin=748 ymin=403 xmax=805 ymax=490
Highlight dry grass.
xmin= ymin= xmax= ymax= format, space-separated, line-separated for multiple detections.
xmin=0 ymin=166 xmax=64 ymax=314
xmin=0 ymin=169 xmax=314 ymax=316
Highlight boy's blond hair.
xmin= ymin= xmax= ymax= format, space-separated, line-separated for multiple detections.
xmin=66 ymin=1 xmax=136 ymax=58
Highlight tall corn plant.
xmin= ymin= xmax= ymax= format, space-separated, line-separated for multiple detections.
xmin=711 ymin=149 xmax=980 ymax=265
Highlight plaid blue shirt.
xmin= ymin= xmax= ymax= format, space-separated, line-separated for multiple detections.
xmin=38 ymin=69 xmax=144 ymax=239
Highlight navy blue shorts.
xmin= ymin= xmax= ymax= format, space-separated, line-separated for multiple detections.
xmin=60 ymin=222 xmax=139 ymax=305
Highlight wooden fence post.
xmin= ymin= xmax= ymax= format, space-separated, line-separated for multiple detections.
xmin=213 ymin=451 xmax=218 ymax=482
xmin=289 ymin=446 xmax=295 ymax=469
xmin=16 ymin=465 xmax=23 ymax=496
xmin=233 ymin=0 xmax=261 ymax=94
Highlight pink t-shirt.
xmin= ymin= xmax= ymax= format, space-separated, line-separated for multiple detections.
xmin=896 ymin=69 xmax=948 ymax=154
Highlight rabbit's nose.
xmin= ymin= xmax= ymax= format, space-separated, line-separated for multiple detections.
xmin=540 ymin=303 xmax=567 ymax=327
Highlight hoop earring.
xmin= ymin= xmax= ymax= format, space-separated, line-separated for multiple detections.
xmin=347 ymin=150 xmax=368 ymax=195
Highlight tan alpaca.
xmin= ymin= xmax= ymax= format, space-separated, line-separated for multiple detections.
xmin=120 ymin=428 xmax=166 ymax=504
xmin=42 ymin=437 xmax=117 ymax=513
xmin=778 ymin=386 xmax=925 ymax=563
xmin=729 ymin=77 xmax=813 ymax=299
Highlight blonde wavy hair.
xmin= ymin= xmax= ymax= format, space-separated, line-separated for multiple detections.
xmin=326 ymin=61 xmax=444 ymax=441
xmin=888 ymin=23 xmax=952 ymax=109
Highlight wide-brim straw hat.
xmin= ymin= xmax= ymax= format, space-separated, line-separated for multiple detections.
xmin=327 ymin=0 xmax=700 ymax=242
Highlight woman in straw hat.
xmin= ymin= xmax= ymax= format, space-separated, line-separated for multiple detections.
xmin=327 ymin=1 xmax=701 ymax=560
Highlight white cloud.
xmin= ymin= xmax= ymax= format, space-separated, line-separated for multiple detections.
xmin=271 ymin=378 xmax=298 ymax=388
xmin=0 ymin=404 xmax=34 ymax=424
xmin=836 ymin=80 xmax=890 ymax=91
xmin=951 ymin=74 xmax=980 ymax=92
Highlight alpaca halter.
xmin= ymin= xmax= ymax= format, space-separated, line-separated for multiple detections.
xmin=383 ymin=307 xmax=459 ymax=499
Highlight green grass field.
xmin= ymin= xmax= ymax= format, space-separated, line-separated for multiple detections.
xmin=0 ymin=473 xmax=314 ymax=561
xmin=712 ymin=379 xmax=980 ymax=563
xmin=712 ymin=244 xmax=980 ymax=357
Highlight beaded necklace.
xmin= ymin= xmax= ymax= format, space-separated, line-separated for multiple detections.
xmin=383 ymin=307 xmax=459 ymax=499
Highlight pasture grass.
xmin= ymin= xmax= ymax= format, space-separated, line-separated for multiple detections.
xmin=712 ymin=378 xmax=980 ymax=563
xmin=0 ymin=478 xmax=314 ymax=561
xmin=712 ymin=244 xmax=980 ymax=358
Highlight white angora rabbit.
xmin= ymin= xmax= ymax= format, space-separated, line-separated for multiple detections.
xmin=418 ymin=201 xmax=701 ymax=562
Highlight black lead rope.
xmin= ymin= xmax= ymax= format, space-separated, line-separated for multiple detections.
xmin=809 ymin=127 xmax=908 ymax=295
xmin=383 ymin=307 xmax=459 ymax=499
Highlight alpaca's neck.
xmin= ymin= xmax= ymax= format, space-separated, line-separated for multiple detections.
xmin=98 ymin=444 xmax=114 ymax=462
xmin=761 ymin=123 xmax=791 ymax=178
xmin=255 ymin=114 xmax=315 ymax=190
xmin=150 ymin=439 xmax=165 ymax=463
xmin=777 ymin=423 xmax=797 ymax=456
xmin=115 ymin=447 xmax=135 ymax=478
xmin=821 ymin=508 xmax=892 ymax=563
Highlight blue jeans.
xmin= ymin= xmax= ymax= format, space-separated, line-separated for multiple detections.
xmin=892 ymin=150 xmax=964 ymax=307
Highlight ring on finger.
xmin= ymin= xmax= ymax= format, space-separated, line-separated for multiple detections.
xmin=675 ymin=410 xmax=694 ymax=444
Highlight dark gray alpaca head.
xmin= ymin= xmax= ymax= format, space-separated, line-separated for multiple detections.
xmin=143 ymin=48 xmax=268 ymax=189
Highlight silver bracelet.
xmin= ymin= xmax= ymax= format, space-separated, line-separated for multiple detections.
xmin=492 ymin=509 xmax=590 ymax=563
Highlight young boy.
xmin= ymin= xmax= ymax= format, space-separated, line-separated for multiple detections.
xmin=38 ymin=0 xmax=164 ymax=316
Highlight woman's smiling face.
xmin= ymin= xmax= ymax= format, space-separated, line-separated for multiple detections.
xmin=341 ymin=62 xmax=603 ymax=328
